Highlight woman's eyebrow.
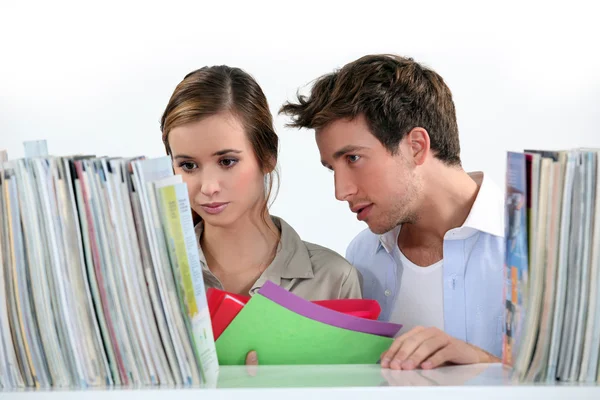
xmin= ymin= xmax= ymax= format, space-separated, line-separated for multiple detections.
xmin=173 ymin=154 xmax=194 ymax=160
xmin=173 ymin=149 xmax=242 ymax=159
xmin=212 ymin=149 xmax=242 ymax=156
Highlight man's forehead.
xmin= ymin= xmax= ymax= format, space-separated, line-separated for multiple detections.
xmin=316 ymin=130 xmax=377 ymax=152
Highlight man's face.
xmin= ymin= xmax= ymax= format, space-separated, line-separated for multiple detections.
xmin=316 ymin=115 xmax=420 ymax=234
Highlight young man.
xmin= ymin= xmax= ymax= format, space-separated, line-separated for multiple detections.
xmin=278 ymin=54 xmax=504 ymax=370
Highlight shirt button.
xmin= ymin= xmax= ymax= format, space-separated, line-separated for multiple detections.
xmin=448 ymin=274 xmax=458 ymax=290
xmin=384 ymin=289 xmax=392 ymax=297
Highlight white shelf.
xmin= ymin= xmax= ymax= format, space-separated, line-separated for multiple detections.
xmin=2 ymin=364 xmax=599 ymax=400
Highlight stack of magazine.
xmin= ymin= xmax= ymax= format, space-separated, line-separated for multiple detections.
xmin=503 ymin=149 xmax=600 ymax=383
xmin=0 ymin=142 xmax=218 ymax=389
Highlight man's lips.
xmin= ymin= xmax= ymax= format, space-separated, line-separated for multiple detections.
xmin=351 ymin=203 xmax=374 ymax=221
xmin=351 ymin=203 xmax=372 ymax=213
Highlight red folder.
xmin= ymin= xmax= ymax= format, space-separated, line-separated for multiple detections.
xmin=207 ymin=287 xmax=381 ymax=340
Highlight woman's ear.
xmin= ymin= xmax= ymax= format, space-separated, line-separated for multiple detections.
xmin=263 ymin=155 xmax=277 ymax=174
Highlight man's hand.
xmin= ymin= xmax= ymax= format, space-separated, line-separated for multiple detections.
xmin=380 ymin=326 xmax=500 ymax=370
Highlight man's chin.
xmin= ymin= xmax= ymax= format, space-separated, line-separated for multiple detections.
xmin=366 ymin=221 xmax=396 ymax=235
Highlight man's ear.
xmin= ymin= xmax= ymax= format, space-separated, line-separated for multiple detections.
xmin=405 ymin=127 xmax=430 ymax=166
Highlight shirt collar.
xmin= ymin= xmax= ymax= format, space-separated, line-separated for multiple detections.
xmin=195 ymin=216 xmax=315 ymax=294
xmin=452 ymin=171 xmax=505 ymax=239
xmin=251 ymin=216 xmax=315 ymax=293
xmin=376 ymin=171 xmax=505 ymax=252
xmin=377 ymin=225 xmax=401 ymax=255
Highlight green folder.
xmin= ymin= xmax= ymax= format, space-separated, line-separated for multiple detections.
xmin=215 ymin=294 xmax=393 ymax=365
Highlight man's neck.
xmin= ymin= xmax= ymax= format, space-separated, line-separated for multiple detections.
xmin=398 ymin=167 xmax=480 ymax=263
xmin=201 ymin=212 xmax=280 ymax=275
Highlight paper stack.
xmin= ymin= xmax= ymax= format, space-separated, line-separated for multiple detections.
xmin=503 ymin=149 xmax=600 ymax=383
xmin=0 ymin=143 xmax=218 ymax=389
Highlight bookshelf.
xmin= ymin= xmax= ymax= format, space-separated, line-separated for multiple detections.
xmin=2 ymin=147 xmax=600 ymax=398
xmin=1 ymin=364 xmax=599 ymax=400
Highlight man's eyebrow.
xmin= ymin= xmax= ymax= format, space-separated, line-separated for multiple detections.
xmin=332 ymin=145 xmax=368 ymax=160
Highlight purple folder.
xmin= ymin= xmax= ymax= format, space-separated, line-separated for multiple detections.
xmin=258 ymin=281 xmax=402 ymax=338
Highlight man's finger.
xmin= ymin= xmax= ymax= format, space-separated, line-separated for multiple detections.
xmin=388 ymin=328 xmax=439 ymax=370
xmin=382 ymin=326 xmax=427 ymax=364
xmin=381 ymin=326 xmax=426 ymax=368
xmin=401 ymin=335 xmax=449 ymax=370
xmin=421 ymin=346 xmax=454 ymax=370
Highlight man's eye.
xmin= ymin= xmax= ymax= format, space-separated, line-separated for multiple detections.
xmin=347 ymin=155 xmax=361 ymax=163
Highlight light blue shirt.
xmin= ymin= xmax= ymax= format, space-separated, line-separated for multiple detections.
xmin=346 ymin=172 xmax=505 ymax=358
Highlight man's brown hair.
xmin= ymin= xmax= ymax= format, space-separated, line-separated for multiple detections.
xmin=279 ymin=54 xmax=461 ymax=165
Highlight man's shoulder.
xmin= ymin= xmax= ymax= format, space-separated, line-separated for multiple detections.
xmin=346 ymin=227 xmax=381 ymax=260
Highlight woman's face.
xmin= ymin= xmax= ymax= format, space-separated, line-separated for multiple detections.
xmin=169 ymin=112 xmax=266 ymax=227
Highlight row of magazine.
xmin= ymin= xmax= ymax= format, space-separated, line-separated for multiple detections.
xmin=0 ymin=142 xmax=219 ymax=389
xmin=2 ymin=140 xmax=599 ymax=389
xmin=503 ymin=149 xmax=600 ymax=383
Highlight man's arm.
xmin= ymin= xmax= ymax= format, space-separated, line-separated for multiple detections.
xmin=380 ymin=326 xmax=500 ymax=370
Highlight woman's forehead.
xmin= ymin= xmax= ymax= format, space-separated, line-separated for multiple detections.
xmin=169 ymin=115 xmax=251 ymax=156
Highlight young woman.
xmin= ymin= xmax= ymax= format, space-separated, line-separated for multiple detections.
xmin=160 ymin=65 xmax=362 ymax=301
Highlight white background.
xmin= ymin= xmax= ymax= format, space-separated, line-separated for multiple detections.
xmin=1 ymin=0 xmax=599 ymax=256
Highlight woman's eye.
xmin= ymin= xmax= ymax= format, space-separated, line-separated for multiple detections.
xmin=219 ymin=158 xmax=238 ymax=168
xmin=179 ymin=161 xmax=197 ymax=171
xmin=347 ymin=155 xmax=361 ymax=163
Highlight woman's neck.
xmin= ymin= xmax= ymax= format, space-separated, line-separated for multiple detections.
xmin=201 ymin=211 xmax=280 ymax=279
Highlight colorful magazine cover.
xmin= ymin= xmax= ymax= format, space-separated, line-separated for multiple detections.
xmin=503 ymin=152 xmax=530 ymax=366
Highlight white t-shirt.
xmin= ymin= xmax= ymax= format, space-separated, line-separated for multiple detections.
xmin=388 ymin=250 xmax=445 ymax=337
